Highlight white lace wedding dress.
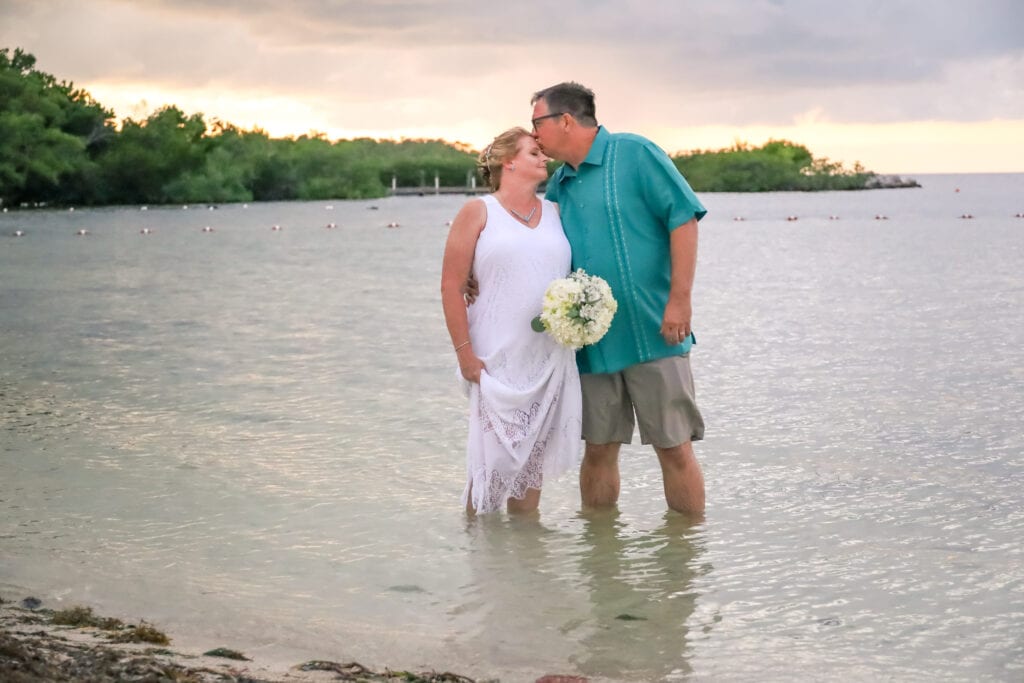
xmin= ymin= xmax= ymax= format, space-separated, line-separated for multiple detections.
xmin=460 ymin=195 xmax=582 ymax=513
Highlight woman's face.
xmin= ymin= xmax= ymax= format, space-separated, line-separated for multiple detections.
xmin=510 ymin=135 xmax=550 ymax=182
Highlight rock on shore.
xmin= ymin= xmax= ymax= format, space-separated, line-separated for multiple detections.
xmin=865 ymin=174 xmax=921 ymax=189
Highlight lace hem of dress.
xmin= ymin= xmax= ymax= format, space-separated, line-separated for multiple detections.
xmin=467 ymin=437 xmax=547 ymax=514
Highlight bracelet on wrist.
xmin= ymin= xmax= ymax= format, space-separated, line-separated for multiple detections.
xmin=454 ymin=340 xmax=471 ymax=351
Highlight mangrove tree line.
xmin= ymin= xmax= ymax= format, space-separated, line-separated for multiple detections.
xmin=1 ymin=47 xmax=907 ymax=208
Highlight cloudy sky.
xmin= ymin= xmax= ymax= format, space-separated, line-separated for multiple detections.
xmin=3 ymin=0 xmax=1022 ymax=173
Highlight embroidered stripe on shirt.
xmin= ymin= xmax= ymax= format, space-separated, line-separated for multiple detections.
xmin=603 ymin=139 xmax=650 ymax=361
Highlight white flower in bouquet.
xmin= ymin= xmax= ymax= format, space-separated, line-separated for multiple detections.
xmin=531 ymin=269 xmax=618 ymax=349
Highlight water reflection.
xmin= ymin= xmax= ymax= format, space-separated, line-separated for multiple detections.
xmin=452 ymin=514 xmax=589 ymax=678
xmin=571 ymin=511 xmax=707 ymax=682
xmin=452 ymin=511 xmax=708 ymax=681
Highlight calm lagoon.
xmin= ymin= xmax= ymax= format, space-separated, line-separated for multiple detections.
xmin=2 ymin=173 xmax=1023 ymax=681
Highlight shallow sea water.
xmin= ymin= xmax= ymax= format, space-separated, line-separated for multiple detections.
xmin=2 ymin=173 xmax=1023 ymax=681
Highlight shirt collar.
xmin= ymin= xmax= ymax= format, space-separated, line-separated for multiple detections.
xmin=581 ymin=125 xmax=610 ymax=167
xmin=557 ymin=126 xmax=608 ymax=182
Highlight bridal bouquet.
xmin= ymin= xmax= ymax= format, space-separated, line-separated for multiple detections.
xmin=531 ymin=269 xmax=618 ymax=349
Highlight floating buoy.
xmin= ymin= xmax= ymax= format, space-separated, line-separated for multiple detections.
xmin=271 ymin=224 xmax=282 ymax=231
xmin=325 ymin=205 xmax=335 ymax=210
xmin=733 ymin=216 xmax=745 ymax=222
xmin=829 ymin=215 xmax=840 ymax=220
xmin=959 ymin=214 xmax=974 ymax=219
xmin=183 ymin=205 xmax=189 ymax=210
xmin=76 ymin=229 xmax=89 ymax=236
xmin=325 ymin=223 xmax=337 ymax=229
xmin=68 ymin=207 xmax=75 ymax=212
xmin=387 ymin=221 xmax=400 ymax=228
xmin=1014 ymin=212 xmax=1023 ymax=218
xmin=785 ymin=215 xmax=798 ymax=221
xmin=242 ymin=204 xmax=249 ymax=209
xmin=445 ymin=220 xmax=453 ymax=226
xmin=202 ymin=226 xmax=214 ymax=232
xmin=369 ymin=206 xmax=379 ymax=211
xmin=12 ymin=230 xmax=24 ymax=237
xmin=140 ymin=206 xmax=148 ymax=211
xmin=874 ymin=215 xmax=889 ymax=220
xmin=140 ymin=228 xmax=152 ymax=234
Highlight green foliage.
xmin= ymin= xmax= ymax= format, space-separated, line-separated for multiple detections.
xmin=674 ymin=139 xmax=875 ymax=192
xmin=0 ymin=47 xmax=114 ymax=206
xmin=94 ymin=105 xmax=208 ymax=204
xmin=0 ymin=47 xmax=477 ymax=206
xmin=1 ymin=46 xmax=888 ymax=206
xmin=370 ymin=139 xmax=480 ymax=187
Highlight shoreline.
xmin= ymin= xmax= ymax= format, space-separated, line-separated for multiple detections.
xmin=0 ymin=593 xmax=589 ymax=683
xmin=0 ymin=595 xmax=428 ymax=682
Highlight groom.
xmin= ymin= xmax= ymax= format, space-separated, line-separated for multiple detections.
xmin=530 ymin=82 xmax=707 ymax=517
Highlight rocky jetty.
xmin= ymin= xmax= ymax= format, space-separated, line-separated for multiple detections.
xmin=864 ymin=174 xmax=921 ymax=189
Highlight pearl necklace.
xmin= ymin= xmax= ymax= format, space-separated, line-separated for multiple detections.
xmin=498 ymin=197 xmax=537 ymax=224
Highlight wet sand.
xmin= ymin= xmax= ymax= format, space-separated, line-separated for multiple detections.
xmin=0 ymin=594 xmax=475 ymax=682
xmin=0 ymin=594 xmax=590 ymax=682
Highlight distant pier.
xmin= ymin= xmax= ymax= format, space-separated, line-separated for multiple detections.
xmin=386 ymin=172 xmax=491 ymax=197
xmin=390 ymin=186 xmax=488 ymax=196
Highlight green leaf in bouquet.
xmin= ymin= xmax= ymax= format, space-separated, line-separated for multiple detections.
xmin=531 ymin=316 xmax=546 ymax=332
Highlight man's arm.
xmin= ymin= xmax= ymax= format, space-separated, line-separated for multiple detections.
xmin=659 ymin=217 xmax=698 ymax=345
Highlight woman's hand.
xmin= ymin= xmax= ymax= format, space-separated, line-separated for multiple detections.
xmin=459 ymin=352 xmax=485 ymax=384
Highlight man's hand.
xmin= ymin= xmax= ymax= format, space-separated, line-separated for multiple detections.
xmin=662 ymin=218 xmax=697 ymax=346
xmin=660 ymin=295 xmax=692 ymax=346
xmin=462 ymin=273 xmax=479 ymax=306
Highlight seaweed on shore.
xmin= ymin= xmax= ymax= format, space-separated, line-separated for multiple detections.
xmin=2 ymin=596 xmax=571 ymax=682
xmin=299 ymin=659 xmax=482 ymax=682
xmin=0 ymin=629 xmax=207 ymax=683
xmin=203 ymin=646 xmax=250 ymax=660
xmin=52 ymin=605 xmax=124 ymax=630
xmin=108 ymin=620 xmax=171 ymax=645
xmin=50 ymin=605 xmax=170 ymax=644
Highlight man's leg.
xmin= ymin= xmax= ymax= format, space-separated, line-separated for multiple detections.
xmin=580 ymin=441 xmax=622 ymax=508
xmin=624 ymin=355 xmax=705 ymax=516
xmin=654 ymin=441 xmax=705 ymax=517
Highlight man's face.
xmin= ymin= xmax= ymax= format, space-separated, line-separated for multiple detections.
xmin=531 ymin=99 xmax=567 ymax=162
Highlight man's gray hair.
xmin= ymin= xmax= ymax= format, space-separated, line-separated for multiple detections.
xmin=531 ymin=82 xmax=598 ymax=128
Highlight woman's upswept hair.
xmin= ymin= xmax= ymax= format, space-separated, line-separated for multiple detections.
xmin=531 ymin=82 xmax=598 ymax=127
xmin=477 ymin=126 xmax=530 ymax=191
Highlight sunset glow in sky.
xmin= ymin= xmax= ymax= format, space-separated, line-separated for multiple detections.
xmin=3 ymin=0 xmax=1022 ymax=174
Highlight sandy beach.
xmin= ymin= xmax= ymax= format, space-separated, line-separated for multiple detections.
xmin=0 ymin=593 xmax=478 ymax=683
xmin=0 ymin=593 xmax=593 ymax=682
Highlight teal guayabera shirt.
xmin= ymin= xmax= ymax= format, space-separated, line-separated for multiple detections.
xmin=545 ymin=126 xmax=707 ymax=375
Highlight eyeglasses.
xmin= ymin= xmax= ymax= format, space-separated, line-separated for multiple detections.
xmin=531 ymin=112 xmax=565 ymax=131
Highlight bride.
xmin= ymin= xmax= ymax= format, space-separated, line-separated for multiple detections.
xmin=440 ymin=127 xmax=582 ymax=514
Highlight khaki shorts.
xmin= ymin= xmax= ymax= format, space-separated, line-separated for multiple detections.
xmin=580 ymin=355 xmax=704 ymax=448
